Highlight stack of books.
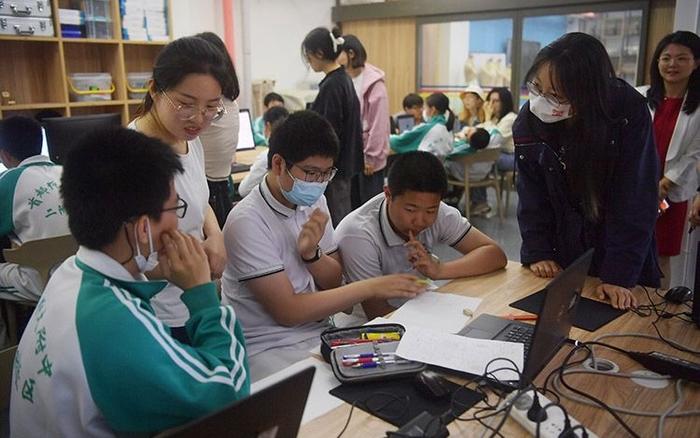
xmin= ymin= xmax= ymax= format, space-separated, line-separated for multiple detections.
xmin=120 ymin=0 xmax=168 ymax=41
xmin=59 ymin=8 xmax=85 ymax=38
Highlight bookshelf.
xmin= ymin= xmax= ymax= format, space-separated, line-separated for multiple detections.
xmin=0 ymin=0 xmax=173 ymax=124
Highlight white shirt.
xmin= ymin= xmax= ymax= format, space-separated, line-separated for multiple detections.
xmin=237 ymin=149 xmax=268 ymax=198
xmin=199 ymin=98 xmax=240 ymax=181
xmin=128 ymin=121 xmax=210 ymax=326
xmin=221 ymin=176 xmax=338 ymax=356
xmin=351 ymin=70 xmax=365 ymax=107
xmin=335 ymin=193 xmax=471 ymax=305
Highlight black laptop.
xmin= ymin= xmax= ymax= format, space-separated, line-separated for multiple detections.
xmin=396 ymin=114 xmax=416 ymax=133
xmin=458 ymin=249 xmax=593 ymax=386
xmin=156 ymin=367 xmax=315 ymax=438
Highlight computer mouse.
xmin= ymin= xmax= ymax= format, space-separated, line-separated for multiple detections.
xmin=413 ymin=370 xmax=451 ymax=400
xmin=664 ymin=286 xmax=693 ymax=304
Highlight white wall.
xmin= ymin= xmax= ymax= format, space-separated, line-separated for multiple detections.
xmin=673 ymin=0 xmax=700 ymax=33
xmin=245 ymin=0 xmax=335 ymax=90
xmin=170 ymin=0 xmax=224 ymax=38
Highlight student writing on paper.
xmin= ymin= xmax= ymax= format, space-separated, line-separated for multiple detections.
xmin=220 ymin=111 xmax=424 ymax=381
xmin=336 ymin=151 xmax=507 ymax=320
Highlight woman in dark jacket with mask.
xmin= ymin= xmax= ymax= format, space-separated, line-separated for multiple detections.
xmin=514 ymin=33 xmax=661 ymax=310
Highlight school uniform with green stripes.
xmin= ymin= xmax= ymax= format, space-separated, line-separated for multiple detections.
xmin=10 ymin=246 xmax=250 ymax=437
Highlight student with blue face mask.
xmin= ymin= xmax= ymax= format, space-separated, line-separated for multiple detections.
xmin=221 ymin=111 xmax=426 ymax=381
xmin=514 ymin=33 xmax=661 ymax=310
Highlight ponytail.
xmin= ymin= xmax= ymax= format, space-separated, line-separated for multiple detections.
xmin=445 ymin=108 xmax=455 ymax=132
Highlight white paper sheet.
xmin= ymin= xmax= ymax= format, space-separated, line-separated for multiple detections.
xmin=388 ymin=291 xmax=482 ymax=334
xmin=395 ymin=328 xmax=524 ymax=381
xmin=251 ymin=357 xmax=343 ymax=425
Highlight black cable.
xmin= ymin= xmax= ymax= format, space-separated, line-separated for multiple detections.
xmin=337 ymin=392 xmax=410 ymax=438
xmin=336 ymin=400 xmax=358 ymax=438
xmin=557 ymin=343 xmax=641 ymax=437
xmin=535 ymin=403 xmax=571 ymax=438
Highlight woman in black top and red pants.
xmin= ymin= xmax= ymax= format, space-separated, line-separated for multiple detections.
xmin=302 ymin=27 xmax=363 ymax=226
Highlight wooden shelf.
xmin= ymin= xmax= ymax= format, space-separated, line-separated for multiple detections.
xmin=61 ymin=38 xmax=120 ymax=45
xmin=68 ymin=100 xmax=126 ymax=108
xmin=0 ymin=0 xmax=172 ymax=121
xmin=0 ymin=36 xmax=59 ymax=43
xmin=0 ymin=103 xmax=66 ymax=111
xmin=122 ymin=40 xmax=169 ymax=46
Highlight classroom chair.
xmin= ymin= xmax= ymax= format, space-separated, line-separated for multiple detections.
xmin=1 ymin=234 xmax=78 ymax=345
xmin=447 ymin=148 xmax=504 ymax=220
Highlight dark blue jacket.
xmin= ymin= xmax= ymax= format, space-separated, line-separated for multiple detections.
xmin=514 ymin=79 xmax=661 ymax=288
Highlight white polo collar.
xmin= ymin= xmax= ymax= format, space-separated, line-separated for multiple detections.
xmin=18 ymin=155 xmax=54 ymax=167
xmin=379 ymin=198 xmax=412 ymax=247
xmin=259 ymin=174 xmax=295 ymax=218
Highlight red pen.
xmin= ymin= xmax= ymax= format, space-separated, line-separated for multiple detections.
xmin=503 ymin=313 xmax=538 ymax=321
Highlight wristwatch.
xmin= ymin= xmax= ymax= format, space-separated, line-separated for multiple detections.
xmin=302 ymin=245 xmax=323 ymax=263
xmin=430 ymin=253 xmax=441 ymax=265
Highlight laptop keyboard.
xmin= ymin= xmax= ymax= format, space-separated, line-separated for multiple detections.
xmin=501 ymin=325 xmax=533 ymax=359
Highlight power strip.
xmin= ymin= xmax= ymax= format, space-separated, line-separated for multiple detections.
xmin=504 ymin=390 xmax=598 ymax=438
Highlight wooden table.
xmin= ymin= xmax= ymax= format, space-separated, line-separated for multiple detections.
xmin=231 ymin=147 xmax=266 ymax=184
xmin=299 ymin=261 xmax=700 ymax=437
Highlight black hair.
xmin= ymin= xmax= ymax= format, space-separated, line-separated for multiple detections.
xmin=387 ymin=151 xmax=448 ymax=197
xmin=302 ymin=26 xmax=343 ymax=62
xmin=525 ymin=32 xmax=616 ymax=221
xmin=487 ymin=87 xmax=515 ymax=121
xmin=195 ymin=32 xmax=240 ymax=101
xmin=263 ymin=105 xmax=289 ymax=127
xmin=470 ymin=128 xmax=490 ymax=150
xmin=648 ymin=31 xmax=700 ymax=114
xmin=263 ymin=92 xmax=285 ymax=107
xmin=136 ymin=36 xmax=229 ymax=117
xmin=340 ymin=34 xmax=367 ymax=69
xmin=0 ymin=116 xmax=43 ymax=161
xmin=267 ymin=110 xmax=339 ymax=169
xmin=60 ymin=127 xmax=183 ymax=249
xmin=402 ymin=93 xmax=423 ymax=109
xmin=425 ymin=93 xmax=456 ymax=131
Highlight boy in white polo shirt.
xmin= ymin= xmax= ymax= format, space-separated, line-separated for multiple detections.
xmin=221 ymin=111 xmax=424 ymax=380
xmin=336 ymin=151 xmax=508 ymax=319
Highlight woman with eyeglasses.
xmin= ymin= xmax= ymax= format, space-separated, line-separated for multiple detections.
xmin=514 ymin=32 xmax=661 ymax=310
xmin=131 ymin=36 xmax=229 ymax=340
xmin=638 ymin=31 xmax=700 ymax=288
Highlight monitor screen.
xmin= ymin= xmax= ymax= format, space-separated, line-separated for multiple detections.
xmin=237 ymin=109 xmax=256 ymax=151
xmin=0 ymin=127 xmax=50 ymax=174
xmin=397 ymin=115 xmax=416 ymax=134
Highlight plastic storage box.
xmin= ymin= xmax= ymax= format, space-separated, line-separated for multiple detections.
xmin=126 ymin=72 xmax=150 ymax=100
xmin=83 ymin=0 xmax=111 ymax=39
xmin=68 ymin=73 xmax=114 ymax=102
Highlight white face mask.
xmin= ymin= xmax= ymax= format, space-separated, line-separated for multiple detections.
xmin=422 ymin=109 xmax=431 ymax=123
xmin=133 ymin=218 xmax=159 ymax=273
xmin=529 ymin=94 xmax=572 ymax=123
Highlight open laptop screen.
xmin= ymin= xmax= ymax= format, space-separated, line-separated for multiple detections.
xmin=396 ymin=114 xmax=416 ymax=134
xmin=237 ymin=109 xmax=256 ymax=151
xmin=521 ymin=249 xmax=593 ymax=384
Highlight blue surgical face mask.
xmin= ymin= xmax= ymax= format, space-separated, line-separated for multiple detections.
xmin=280 ymin=169 xmax=328 ymax=207
xmin=133 ymin=218 xmax=159 ymax=273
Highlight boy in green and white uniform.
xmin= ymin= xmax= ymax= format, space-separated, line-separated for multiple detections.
xmin=10 ymin=128 xmax=250 ymax=436
xmin=0 ymin=116 xmax=70 ymax=303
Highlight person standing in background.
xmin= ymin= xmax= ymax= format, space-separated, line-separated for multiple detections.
xmin=302 ymin=26 xmax=363 ymax=226
xmin=639 ymin=31 xmax=700 ymax=288
xmin=131 ymin=37 xmax=228 ymax=340
xmin=195 ymin=32 xmax=241 ymax=228
xmin=337 ymin=34 xmax=390 ymax=207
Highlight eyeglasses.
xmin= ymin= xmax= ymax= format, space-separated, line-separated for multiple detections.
xmin=658 ymin=55 xmax=694 ymax=65
xmin=160 ymin=90 xmax=226 ymax=122
xmin=287 ymin=163 xmax=338 ymax=183
xmin=526 ymin=81 xmax=569 ymax=106
xmin=161 ymin=195 xmax=188 ymax=219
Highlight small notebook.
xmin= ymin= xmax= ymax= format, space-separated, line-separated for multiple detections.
xmin=330 ymin=376 xmax=482 ymax=427
xmin=509 ymin=289 xmax=626 ymax=332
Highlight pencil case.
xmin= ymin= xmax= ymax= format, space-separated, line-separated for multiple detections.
xmin=320 ymin=324 xmax=426 ymax=383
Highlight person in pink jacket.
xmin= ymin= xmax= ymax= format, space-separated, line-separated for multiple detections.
xmin=338 ymin=34 xmax=391 ymax=207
